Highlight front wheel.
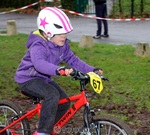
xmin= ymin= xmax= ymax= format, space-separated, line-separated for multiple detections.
xmin=0 ymin=99 xmax=30 ymax=135
xmin=78 ymin=115 xmax=133 ymax=135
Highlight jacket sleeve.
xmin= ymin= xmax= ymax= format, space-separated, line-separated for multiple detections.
xmin=30 ymin=43 xmax=59 ymax=76
xmin=63 ymin=44 xmax=94 ymax=73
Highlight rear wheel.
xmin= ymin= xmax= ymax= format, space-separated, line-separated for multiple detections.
xmin=0 ymin=99 xmax=30 ymax=135
xmin=78 ymin=115 xmax=133 ymax=135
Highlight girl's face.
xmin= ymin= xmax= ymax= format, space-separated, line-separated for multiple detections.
xmin=50 ymin=33 xmax=67 ymax=46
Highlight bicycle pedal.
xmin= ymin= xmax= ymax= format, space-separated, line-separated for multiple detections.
xmin=11 ymin=115 xmax=19 ymax=121
xmin=97 ymin=109 xmax=101 ymax=112
xmin=90 ymin=109 xmax=101 ymax=112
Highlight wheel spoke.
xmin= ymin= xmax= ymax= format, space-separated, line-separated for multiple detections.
xmin=0 ymin=99 xmax=31 ymax=135
xmin=3 ymin=108 xmax=10 ymax=126
xmin=77 ymin=115 xmax=133 ymax=135
xmin=108 ymin=124 xmax=111 ymax=135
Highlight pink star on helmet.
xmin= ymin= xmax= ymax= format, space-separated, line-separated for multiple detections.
xmin=40 ymin=17 xmax=49 ymax=29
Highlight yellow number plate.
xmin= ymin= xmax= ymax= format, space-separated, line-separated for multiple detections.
xmin=87 ymin=72 xmax=103 ymax=94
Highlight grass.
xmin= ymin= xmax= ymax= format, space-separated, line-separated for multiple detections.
xmin=0 ymin=34 xmax=150 ymax=133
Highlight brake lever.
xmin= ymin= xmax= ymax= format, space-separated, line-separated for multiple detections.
xmin=100 ymin=75 xmax=109 ymax=81
xmin=71 ymin=70 xmax=88 ymax=81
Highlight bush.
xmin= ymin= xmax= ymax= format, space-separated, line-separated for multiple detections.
xmin=61 ymin=0 xmax=76 ymax=11
xmin=61 ymin=0 xmax=88 ymax=13
xmin=0 ymin=0 xmax=38 ymax=9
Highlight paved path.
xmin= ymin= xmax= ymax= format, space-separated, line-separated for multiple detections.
xmin=0 ymin=13 xmax=150 ymax=45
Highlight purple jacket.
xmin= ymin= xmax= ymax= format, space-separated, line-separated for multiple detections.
xmin=14 ymin=31 xmax=94 ymax=83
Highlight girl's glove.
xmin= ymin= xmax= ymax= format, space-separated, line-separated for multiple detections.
xmin=56 ymin=66 xmax=73 ymax=76
xmin=93 ymin=68 xmax=103 ymax=75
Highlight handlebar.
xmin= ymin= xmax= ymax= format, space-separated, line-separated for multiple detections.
xmin=59 ymin=69 xmax=108 ymax=81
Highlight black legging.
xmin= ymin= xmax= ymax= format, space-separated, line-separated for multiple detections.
xmin=18 ymin=79 xmax=70 ymax=134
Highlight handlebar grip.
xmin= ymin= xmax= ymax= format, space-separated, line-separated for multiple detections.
xmin=70 ymin=68 xmax=77 ymax=76
xmin=57 ymin=67 xmax=76 ymax=76
xmin=100 ymin=75 xmax=109 ymax=81
xmin=59 ymin=70 xmax=66 ymax=76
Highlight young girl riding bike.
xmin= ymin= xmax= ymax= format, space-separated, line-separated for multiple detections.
xmin=14 ymin=7 xmax=102 ymax=135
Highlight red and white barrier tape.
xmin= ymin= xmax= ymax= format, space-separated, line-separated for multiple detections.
xmin=62 ymin=9 xmax=150 ymax=21
xmin=0 ymin=1 xmax=150 ymax=21
xmin=0 ymin=0 xmax=43 ymax=15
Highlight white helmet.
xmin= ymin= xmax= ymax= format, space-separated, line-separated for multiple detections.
xmin=37 ymin=7 xmax=73 ymax=38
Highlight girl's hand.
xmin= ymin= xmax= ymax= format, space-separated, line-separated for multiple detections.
xmin=56 ymin=66 xmax=73 ymax=76
xmin=65 ymin=68 xmax=73 ymax=76
xmin=93 ymin=68 xmax=103 ymax=75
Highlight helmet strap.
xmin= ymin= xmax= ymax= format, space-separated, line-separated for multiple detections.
xmin=47 ymin=36 xmax=50 ymax=41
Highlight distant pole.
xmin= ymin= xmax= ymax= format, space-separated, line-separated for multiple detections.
xmin=131 ymin=0 xmax=134 ymax=18
xmin=118 ymin=0 xmax=122 ymax=15
xmin=141 ymin=0 xmax=144 ymax=14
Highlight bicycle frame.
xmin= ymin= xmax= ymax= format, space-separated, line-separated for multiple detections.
xmin=0 ymin=90 xmax=89 ymax=135
xmin=0 ymin=71 xmax=134 ymax=135
xmin=52 ymin=90 xmax=89 ymax=134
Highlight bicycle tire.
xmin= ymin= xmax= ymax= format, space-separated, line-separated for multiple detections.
xmin=0 ymin=99 xmax=31 ymax=135
xmin=77 ymin=115 xmax=133 ymax=135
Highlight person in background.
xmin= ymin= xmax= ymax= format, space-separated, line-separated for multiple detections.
xmin=14 ymin=7 xmax=103 ymax=135
xmin=93 ymin=0 xmax=109 ymax=39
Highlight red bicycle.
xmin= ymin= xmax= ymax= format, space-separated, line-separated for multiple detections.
xmin=0 ymin=69 xmax=133 ymax=135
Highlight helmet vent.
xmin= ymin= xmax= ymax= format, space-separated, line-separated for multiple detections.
xmin=54 ymin=24 xmax=63 ymax=29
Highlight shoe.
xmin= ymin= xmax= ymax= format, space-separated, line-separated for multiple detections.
xmin=33 ymin=132 xmax=49 ymax=135
xmin=93 ymin=35 xmax=101 ymax=39
xmin=101 ymin=34 xmax=109 ymax=38
xmin=33 ymin=132 xmax=37 ymax=135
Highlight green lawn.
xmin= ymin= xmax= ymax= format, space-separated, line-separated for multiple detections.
xmin=0 ymin=34 xmax=150 ymax=134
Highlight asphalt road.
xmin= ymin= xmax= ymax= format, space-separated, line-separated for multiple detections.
xmin=0 ymin=13 xmax=150 ymax=46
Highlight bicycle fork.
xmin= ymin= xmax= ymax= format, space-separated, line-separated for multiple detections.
xmin=83 ymin=103 xmax=93 ymax=135
xmin=83 ymin=103 xmax=101 ymax=135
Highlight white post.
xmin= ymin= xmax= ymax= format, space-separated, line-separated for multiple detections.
xmin=79 ymin=35 xmax=94 ymax=48
xmin=7 ymin=20 xmax=17 ymax=36
xmin=134 ymin=42 xmax=150 ymax=57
